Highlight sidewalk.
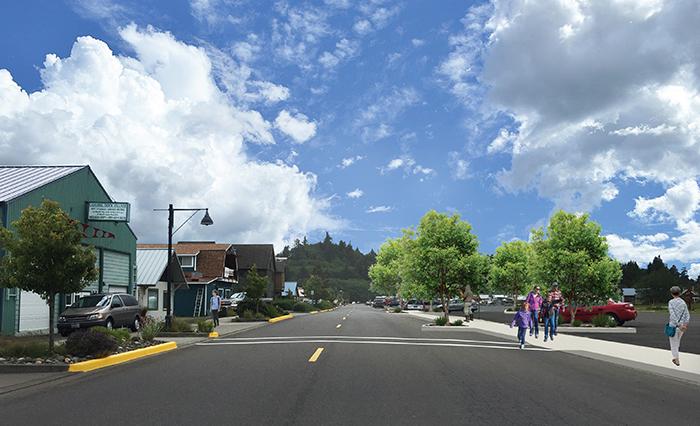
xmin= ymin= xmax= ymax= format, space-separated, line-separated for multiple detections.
xmin=407 ymin=311 xmax=700 ymax=385
xmin=159 ymin=320 xmax=266 ymax=347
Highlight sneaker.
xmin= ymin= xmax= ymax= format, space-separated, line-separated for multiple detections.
xmin=535 ymin=334 xmax=539 ymax=339
xmin=544 ymin=337 xmax=548 ymax=342
xmin=550 ymin=336 xmax=554 ymax=341
xmin=520 ymin=344 xmax=525 ymax=349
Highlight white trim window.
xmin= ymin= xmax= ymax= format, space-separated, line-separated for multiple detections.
xmin=178 ymin=255 xmax=196 ymax=269
xmin=147 ymin=288 xmax=159 ymax=311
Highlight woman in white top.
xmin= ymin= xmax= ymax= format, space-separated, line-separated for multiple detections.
xmin=668 ymin=286 xmax=691 ymax=366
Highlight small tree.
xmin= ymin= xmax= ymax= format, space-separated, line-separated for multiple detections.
xmin=244 ymin=265 xmax=267 ymax=314
xmin=403 ymin=211 xmax=479 ymax=320
xmin=491 ymin=240 xmax=533 ymax=310
xmin=304 ymin=275 xmax=330 ymax=303
xmin=0 ymin=200 xmax=97 ymax=352
xmin=369 ymin=236 xmax=408 ymax=297
xmin=531 ymin=210 xmax=622 ymax=323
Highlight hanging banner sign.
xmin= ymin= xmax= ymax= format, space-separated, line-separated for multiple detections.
xmin=87 ymin=202 xmax=130 ymax=222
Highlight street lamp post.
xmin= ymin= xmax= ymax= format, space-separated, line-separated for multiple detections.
xmin=154 ymin=204 xmax=213 ymax=330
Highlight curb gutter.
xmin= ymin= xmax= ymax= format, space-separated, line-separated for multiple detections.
xmin=68 ymin=342 xmax=178 ymax=372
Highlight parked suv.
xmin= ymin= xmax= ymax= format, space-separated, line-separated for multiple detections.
xmin=57 ymin=293 xmax=141 ymax=336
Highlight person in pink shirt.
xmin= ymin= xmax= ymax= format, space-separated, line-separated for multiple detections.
xmin=525 ymin=285 xmax=543 ymax=338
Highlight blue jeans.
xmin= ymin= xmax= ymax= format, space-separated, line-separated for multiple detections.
xmin=544 ymin=317 xmax=555 ymax=339
xmin=517 ymin=327 xmax=527 ymax=345
xmin=552 ymin=309 xmax=559 ymax=335
xmin=530 ymin=310 xmax=539 ymax=336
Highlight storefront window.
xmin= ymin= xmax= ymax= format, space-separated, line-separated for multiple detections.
xmin=147 ymin=288 xmax=159 ymax=310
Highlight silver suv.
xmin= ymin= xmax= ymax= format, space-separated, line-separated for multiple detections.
xmin=58 ymin=293 xmax=141 ymax=336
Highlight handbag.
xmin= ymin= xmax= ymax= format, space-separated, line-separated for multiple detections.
xmin=664 ymin=323 xmax=676 ymax=337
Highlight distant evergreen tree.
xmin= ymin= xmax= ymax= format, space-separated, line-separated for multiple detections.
xmin=280 ymin=233 xmax=377 ymax=302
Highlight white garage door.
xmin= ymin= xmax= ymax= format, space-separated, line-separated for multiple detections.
xmin=19 ymin=291 xmax=49 ymax=333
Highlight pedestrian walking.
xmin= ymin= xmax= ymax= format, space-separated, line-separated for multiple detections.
xmin=511 ymin=302 xmax=533 ymax=349
xmin=541 ymin=295 xmax=556 ymax=342
xmin=548 ymin=284 xmax=563 ymax=335
xmin=210 ymin=290 xmax=221 ymax=327
xmin=526 ymin=285 xmax=543 ymax=338
xmin=667 ymin=286 xmax=690 ymax=366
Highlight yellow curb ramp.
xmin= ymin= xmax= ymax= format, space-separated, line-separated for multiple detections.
xmin=208 ymin=331 xmax=219 ymax=338
xmin=68 ymin=342 xmax=178 ymax=373
xmin=269 ymin=313 xmax=294 ymax=323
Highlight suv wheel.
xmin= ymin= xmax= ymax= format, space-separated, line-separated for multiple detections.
xmin=130 ymin=316 xmax=141 ymax=332
xmin=105 ymin=318 xmax=114 ymax=330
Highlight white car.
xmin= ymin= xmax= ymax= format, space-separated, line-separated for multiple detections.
xmin=405 ymin=300 xmax=424 ymax=310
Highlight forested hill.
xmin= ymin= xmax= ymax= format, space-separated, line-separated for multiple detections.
xmin=279 ymin=233 xmax=377 ymax=302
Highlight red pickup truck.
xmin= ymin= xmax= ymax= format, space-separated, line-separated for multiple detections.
xmin=558 ymin=300 xmax=637 ymax=326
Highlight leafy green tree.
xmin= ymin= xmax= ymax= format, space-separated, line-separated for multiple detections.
xmin=491 ymin=240 xmax=533 ymax=309
xmin=402 ymin=211 xmax=480 ymax=320
xmin=244 ymin=265 xmax=267 ymax=313
xmin=303 ymin=274 xmax=331 ymax=302
xmin=369 ymin=237 xmax=408 ymax=297
xmin=0 ymin=200 xmax=97 ymax=352
xmin=531 ymin=210 xmax=622 ymax=323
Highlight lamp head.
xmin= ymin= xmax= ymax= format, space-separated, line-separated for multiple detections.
xmin=200 ymin=209 xmax=213 ymax=226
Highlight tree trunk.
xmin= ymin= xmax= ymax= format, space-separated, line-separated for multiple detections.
xmin=513 ymin=293 xmax=518 ymax=311
xmin=441 ymin=294 xmax=449 ymax=320
xmin=47 ymin=293 xmax=55 ymax=354
xmin=569 ymin=300 xmax=577 ymax=324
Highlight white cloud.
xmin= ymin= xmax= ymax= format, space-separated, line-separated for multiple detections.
xmin=274 ymin=110 xmax=317 ymax=143
xmin=442 ymin=1 xmax=700 ymax=213
xmin=487 ymin=128 xmax=516 ymax=154
xmin=319 ymin=38 xmax=359 ymax=70
xmin=448 ymin=152 xmax=470 ymax=180
xmin=353 ymin=19 xmax=372 ymax=35
xmin=689 ymin=263 xmax=700 ymax=279
xmin=339 ymin=155 xmax=363 ymax=168
xmin=366 ymin=205 xmax=392 ymax=213
xmin=355 ymin=87 xmax=419 ymax=141
xmin=381 ymin=156 xmax=435 ymax=179
xmin=347 ymin=188 xmax=364 ymax=199
xmin=630 ymin=180 xmax=700 ymax=222
xmin=411 ymin=38 xmax=425 ymax=47
xmin=272 ymin=4 xmax=330 ymax=67
xmin=0 ymin=26 xmax=341 ymax=249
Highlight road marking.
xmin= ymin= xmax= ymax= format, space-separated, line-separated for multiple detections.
xmin=211 ymin=335 xmax=515 ymax=345
xmin=342 ymin=316 xmax=347 ymax=320
xmin=197 ymin=340 xmax=551 ymax=351
xmin=308 ymin=347 xmax=324 ymax=362
xmin=336 ymin=324 xmax=342 ymax=329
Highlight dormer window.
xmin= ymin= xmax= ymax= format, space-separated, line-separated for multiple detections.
xmin=178 ymin=255 xmax=196 ymax=269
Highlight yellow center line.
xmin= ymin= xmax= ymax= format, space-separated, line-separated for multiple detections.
xmin=336 ymin=324 xmax=342 ymax=329
xmin=308 ymin=347 xmax=324 ymax=363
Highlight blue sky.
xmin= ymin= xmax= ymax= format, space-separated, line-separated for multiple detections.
xmin=1 ymin=1 xmax=700 ymax=276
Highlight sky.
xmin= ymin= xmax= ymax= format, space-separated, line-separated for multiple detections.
xmin=1 ymin=0 xmax=700 ymax=277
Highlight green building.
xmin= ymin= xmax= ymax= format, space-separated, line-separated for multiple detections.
xmin=0 ymin=166 xmax=137 ymax=335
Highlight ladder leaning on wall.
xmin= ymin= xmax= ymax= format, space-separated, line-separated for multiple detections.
xmin=193 ymin=287 xmax=205 ymax=317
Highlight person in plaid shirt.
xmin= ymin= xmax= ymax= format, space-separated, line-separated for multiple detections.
xmin=548 ymin=284 xmax=563 ymax=335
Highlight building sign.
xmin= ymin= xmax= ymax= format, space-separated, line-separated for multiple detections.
xmin=87 ymin=202 xmax=130 ymax=222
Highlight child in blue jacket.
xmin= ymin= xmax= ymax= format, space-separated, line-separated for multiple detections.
xmin=511 ymin=302 xmax=533 ymax=349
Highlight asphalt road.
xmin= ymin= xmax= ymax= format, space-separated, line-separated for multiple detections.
xmin=473 ymin=305 xmax=700 ymax=354
xmin=0 ymin=305 xmax=697 ymax=425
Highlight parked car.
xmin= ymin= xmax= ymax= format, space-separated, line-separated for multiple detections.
xmin=405 ymin=300 xmax=424 ymax=310
xmin=434 ymin=299 xmax=465 ymax=312
xmin=57 ymin=293 xmax=141 ymax=336
xmin=557 ymin=300 xmax=637 ymax=326
xmin=222 ymin=292 xmax=246 ymax=309
xmin=372 ymin=297 xmax=386 ymax=308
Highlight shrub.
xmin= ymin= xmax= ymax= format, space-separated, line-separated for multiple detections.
xmin=197 ymin=319 xmax=215 ymax=333
xmin=236 ymin=299 xmax=259 ymax=316
xmin=261 ymin=302 xmax=282 ymax=318
xmin=572 ymin=319 xmax=583 ymax=327
xmin=451 ymin=320 xmax=463 ymax=326
xmin=254 ymin=312 xmax=266 ymax=320
xmin=393 ymin=307 xmax=402 ymax=313
xmin=242 ymin=310 xmax=255 ymax=320
xmin=273 ymin=298 xmax=296 ymax=311
xmin=169 ymin=317 xmax=193 ymax=332
xmin=591 ymin=314 xmax=617 ymax=327
xmin=0 ymin=341 xmax=52 ymax=358
xmin=65 ymin=329 xmax=118 ymax=358
xmin=140 ymin=317 xmax=162 ymax=342
xmin=292 ymin=301 xmax=314 ymax=312
xmin=433 ymin=307 xmax=442 ymax=312
xmin=92 ymin=326 xmax=131 ymax=344
xmin=435 ymin=316 xmax=448 ymax=326
xmin=314 ymin=300 xmax=334 ymax=310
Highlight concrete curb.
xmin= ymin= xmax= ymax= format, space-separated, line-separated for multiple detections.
xmin=0 ymin=363 xmax=69 ymax=373
xmin=555 ymin=327 xmax=636 ymax=334
xmin=269 ymin=314 xmax=294 ymax=323
xmin=421 ymin=324 xmax=471 ymax=332
xmin=68 ymin=342 xmax=178 ymax=373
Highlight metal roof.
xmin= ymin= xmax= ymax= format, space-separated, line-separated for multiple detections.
xmin=0 ymin=166 xmax=86 ymax=202
xmin=136 ymin=248 xmax=187 ymax=286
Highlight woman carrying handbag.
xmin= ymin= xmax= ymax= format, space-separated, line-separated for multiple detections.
xmin=667 ymin=286 xmax=691 ymax=366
